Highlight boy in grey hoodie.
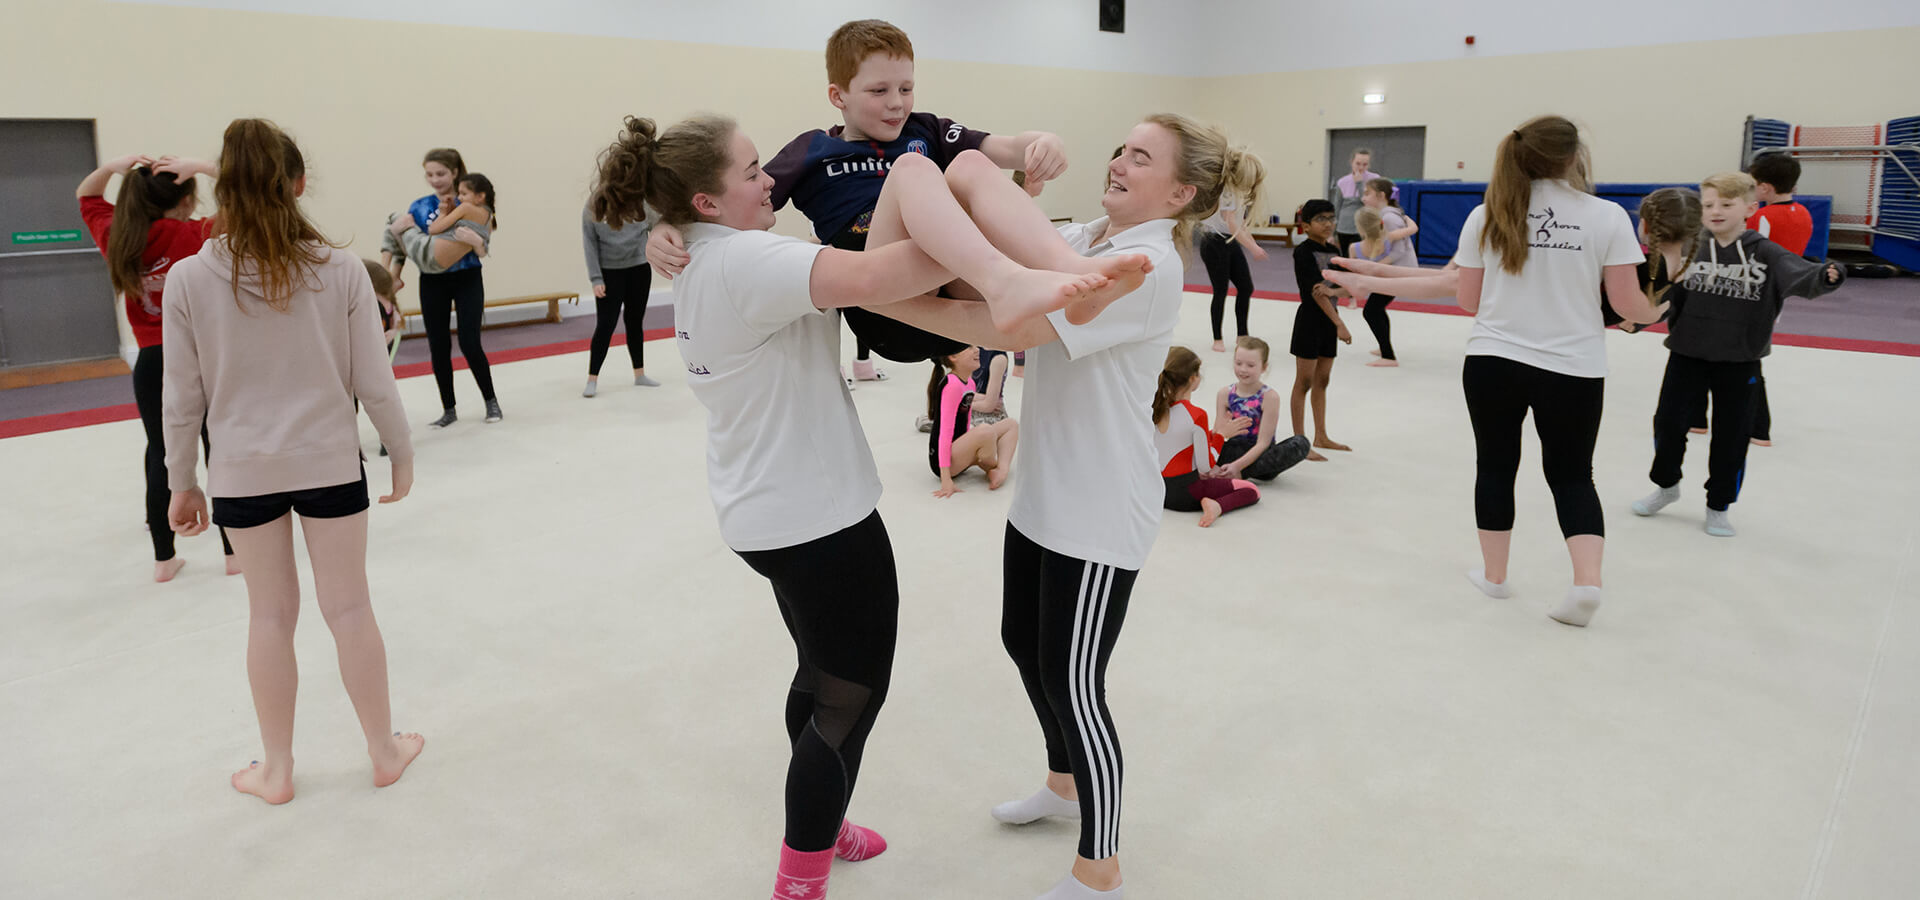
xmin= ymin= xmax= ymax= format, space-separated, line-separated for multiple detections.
xmin=1631 ymin=172 xmax=1843 ymax=537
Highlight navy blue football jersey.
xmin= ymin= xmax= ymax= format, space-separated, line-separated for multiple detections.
xmin=765 ymin=112 xmax=990 ymax=245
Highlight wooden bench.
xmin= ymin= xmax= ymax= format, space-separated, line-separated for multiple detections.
xmin=401 ymin=291 xmax=578 ymax=338
xmin=1249 ymin=224 xmax=1299 ymax=247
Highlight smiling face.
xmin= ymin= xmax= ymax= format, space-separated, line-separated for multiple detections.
xmin=692 ymin=130 xmax=776 ymax=231
xmin=830 ymin=54 xmax=914 ymax=143
xmin=423 ymin=161 xmax=456 ymax=196
xmin=1103 ymin=122 xmax=1196 ymax=225
xmin=1700 ymin=186 xmax=1756 ymax=240
xmin=1232 ymin=346 xmax=1265 ymax=383
xmin=946 ymin=345 xmax=980 ymax=375
xmin=1362 ymin=186 xmax=1387 ymax=209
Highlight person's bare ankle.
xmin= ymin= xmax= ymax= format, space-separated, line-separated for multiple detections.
xmin=1044 ymin=772 xmax=1078 ymax=802
xmin=1070 ymin=855 xmax=1123 ymax=892
xmin=232 ymin=758 xmax=294 ymax=805
xmin=154 ymin=557 xmax=186 ymax=583
xmin=371 ymin=732 xmax=427 ymax=787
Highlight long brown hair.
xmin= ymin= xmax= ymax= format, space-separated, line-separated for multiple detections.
xmin=1143 ymin=114 xmax=1265 ymax=263
xmin=590 ymin=115 xmax=736 ymax=228
xmin=210 ymin=119 xmax=334 ymax=311
xmin=423 ymin=147 xmax=467 ymax=183
xmin=105 ymin=167 xmax=198 ymax=299
xmin=1481 ymin=115 xmax=1590 ymax=276
xmin=1154 ymin=346 xmax=1202 ymax=425
xmin=926 ymin=347 xmax=970 ymax=422
xmin=1637 ymin=187 xmax=1704 ymax=287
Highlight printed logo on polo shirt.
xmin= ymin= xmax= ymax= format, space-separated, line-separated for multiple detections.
xmin=825 ymin=157 xmax=892 ymax=178
xmin=946 ymin=123 xmax=966 ymax=144
xmin=907 ymin=139 xmax=929 ymax=156
xmin=1529 ymin=208 xmax=1584 ymax=251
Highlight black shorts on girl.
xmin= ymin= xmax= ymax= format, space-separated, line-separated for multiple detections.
xmin=212 ymin=472 xmax=370 ymax=529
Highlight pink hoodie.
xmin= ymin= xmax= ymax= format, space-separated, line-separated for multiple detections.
xmin=162 ymin=238 xmax=413 ymax=497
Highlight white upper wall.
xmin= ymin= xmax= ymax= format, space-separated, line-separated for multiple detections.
xmin=122 ymin=0 xmax=1920 ymax=76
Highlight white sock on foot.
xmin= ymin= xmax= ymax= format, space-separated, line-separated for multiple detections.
xmin=1549 ymin=585 xmax=1603 ymax=627
xmin=1466 ymin=567 xmax=1512 ymax=599
xmin=1704 ymin=507 xmax=1737 ymax=537
xmin=1632 ymin=485 xmax=1681 ymax=516
xmin=992 ymin=786 xmax=1080 ymax=825
xmin=1037 ymin=874 xmax=1123 ymax=899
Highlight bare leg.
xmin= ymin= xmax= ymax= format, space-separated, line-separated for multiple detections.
xmin=300 ymin=511 xmax=424 ymax=787
xmin=1311 ymin=358 xmax=1351 ymax=451
xmin=1478 ymin=529 xmax=1512 ymax=584
xmin=1291 ymin=358 xmax=1327 ymax=461
xmin=227 ymin=513 xmax=301 ymax=805
xmin=1073 ymin=854 xmax=1123 ymax=892
xmin=1566 ymin=535 xmax=1603 ymax=588
xmin=987 ymin=418 xmax=1019 ymax=490
xmin=872 ymin=153 xmax=1147 ymax=329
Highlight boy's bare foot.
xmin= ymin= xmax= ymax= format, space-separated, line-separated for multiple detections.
xmin=1306 ymin=450 xmax=1328 ymax=462
xmin=154 ymin=558 xmax=186 ymax=583
xmin=372 ymin=732 xmax=426 ymax=788
xmin=1198 ymin=497 xmax=1221 ymax=527
xmin=1366 ymin=358 xmax=1399 ymax=367
xmin=1063 ymin=267 xmax=1150 ymax=325
xmin=987 ymin=465 xmax=1010 ymax=490
xmin=225 ymin=555 xmax=242 ymax=577
xmin=1059 ymin=252 xmax=1152 ymax=282
xmin=232 ymin=760 xmax=294 ymax=805
xmin=1314 ymin=438 xmax=1352 ymax=452
xmin=987 ymin=269 xmax=1100 ymax=331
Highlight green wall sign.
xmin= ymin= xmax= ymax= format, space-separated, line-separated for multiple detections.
xmin=12 ymin=229 xmax=83 ymax=245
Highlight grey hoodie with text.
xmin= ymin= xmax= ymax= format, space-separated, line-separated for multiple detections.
xmin=1663 ymin=229 xmax=1844 ymax=362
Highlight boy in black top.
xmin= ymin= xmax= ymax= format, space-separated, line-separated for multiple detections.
xmin=1288 ymin=198 xmax=1353 ymax=460
xmin=1630 ymin=172 xmax=1843 ymax=537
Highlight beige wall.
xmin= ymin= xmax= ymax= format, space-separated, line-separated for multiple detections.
xmin=1 ymin=0 xmax=1183 ymax=332
xmin=1195 ymin=28 xmax=1920 ymax=220
xmin=4 ymin=1 xmax=1913 ymax=351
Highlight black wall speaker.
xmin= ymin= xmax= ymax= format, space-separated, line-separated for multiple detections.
xmin=1099 ymin=0 xmax=1125 ymax=33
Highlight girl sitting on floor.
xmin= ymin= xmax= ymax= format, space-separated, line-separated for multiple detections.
xmin=1155 ymin=346 xmax=1260 ymax=526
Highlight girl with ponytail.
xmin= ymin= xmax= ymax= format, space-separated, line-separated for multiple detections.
xmin=588 ymin=111 xmax=1148 ymax=900
xmin=923 ymin=345 xmax=1019 ymax=498
xmin=1154 ymin=345 xmax=1263 ymax=527
xmin=77 ymin=152 xmax=236 ymax=581
xmin=388 ymin=145 xmax=500 ymax=428
xmin=161 ymin=118 xmax=423 ymax=805
xmin=1195 ymin=145 xmax=1270 ymax=351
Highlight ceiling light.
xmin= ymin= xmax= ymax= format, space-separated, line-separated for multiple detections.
xmin=1363 ymin=92 xmax=1387 ymax=105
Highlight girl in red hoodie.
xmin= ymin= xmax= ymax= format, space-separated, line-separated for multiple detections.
xmin=77 ymin=153 xmax=236 ymax=582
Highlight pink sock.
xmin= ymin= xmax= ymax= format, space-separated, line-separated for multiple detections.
xmin=834 ymin=819 xmax=888 ymax=862
xmin=771 ymin=843 xmax=834 ymax=900
xmin=1231 ymin=479 xmax=1259 ymax=496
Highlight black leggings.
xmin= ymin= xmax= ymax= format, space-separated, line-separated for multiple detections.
xmin=417 ymin=267 xmax=495 ymax=410
xmin=735 ymin=511 xmax=898 ymax=853
xmin=1199 ymin=234 xmax=1253 ymax=341
xmin=1363 ymin=294 xmax=1396 ymax=360
xmin=132 ymin=346 xmax=231 ymax=561
xmin=1651 ymin=353 xmax=1761 ymax=511
xmin=1002 ymin=524 xmax=1136 ymax=862
xmin=1462 ymin=355 xmax=1606 ymax=538
xmin=589 ymin=264 xmax=651 ymax=376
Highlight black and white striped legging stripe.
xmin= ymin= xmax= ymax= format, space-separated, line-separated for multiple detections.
xmin=1070 ymin=560 xmax=1124 ymax=860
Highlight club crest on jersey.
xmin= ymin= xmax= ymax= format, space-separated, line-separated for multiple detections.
xmin=907 ymin=139 xmax=929 ymax=156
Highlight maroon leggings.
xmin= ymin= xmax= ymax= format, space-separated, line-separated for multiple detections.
xmin=1162 ymin=473 xmax=1260 ymax=515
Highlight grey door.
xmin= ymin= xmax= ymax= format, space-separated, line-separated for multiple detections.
xmin=1326 ymin=126 xmax=1428 ymax=195
xmin=0 ymin=119 xmax=119 ymax=369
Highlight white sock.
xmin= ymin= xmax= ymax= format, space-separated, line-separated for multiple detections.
xmin=1466 ymin=567 xmax=1511 ymax=599
xmin=992 ymin=786 xmax=1080 ymax=825
xmin=1704 ymin=507 xmax=1737 ymax=537
xmin=1549 ymin=585 xmax=1603 ymax=628
xmin=1037 ymin=874 xmax=1123 ymax=899
xmin=1632 ymin=485 xmax=1681 ymax=516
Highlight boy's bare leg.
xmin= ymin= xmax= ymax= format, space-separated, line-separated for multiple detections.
xmin=1311 ymin=358 xmax=1350 ymax=451
xmin=1292 ymin=358 xmax=1328 ymax=461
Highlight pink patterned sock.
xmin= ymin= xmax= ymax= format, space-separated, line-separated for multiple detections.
xmin=834 ymin=819 xmax=888 ymax=862
xmin=771 ymin=843 xmax=834 ymax=900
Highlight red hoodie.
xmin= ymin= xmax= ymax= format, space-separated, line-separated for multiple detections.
xmin=80 ymin=195 xmax=214 ymax=348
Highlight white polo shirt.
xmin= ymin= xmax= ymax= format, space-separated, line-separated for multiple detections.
xmin=1454 ymin=179 xmax=1643 ymax=379
xmin=1008 ymin=216 xmax=1183 ymax=570
xmin=674 ymin=223 xmax=882 ymax=552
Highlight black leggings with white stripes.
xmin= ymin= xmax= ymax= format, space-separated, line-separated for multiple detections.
xmin=735 ymin=511 xmax=899 ymax=852
xmin=1002 ymin=523 xmax=1136 ymax=862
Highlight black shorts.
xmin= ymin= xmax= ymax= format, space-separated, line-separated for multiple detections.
xmin=213 ymin=474 xmax=370 ymax=529
xmin=1290 ymin=302 xmax=1338 ymax=359
xmin=828 ymin=223 xmax=967 ymax=364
